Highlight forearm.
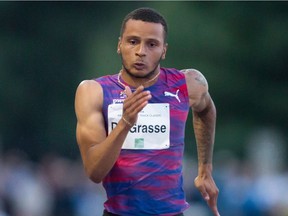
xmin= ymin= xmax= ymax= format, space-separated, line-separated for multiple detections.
xmin=81 ymin=119 xmax=131 ymax=183
xmin=193 ymin=98 xmax=216 ymax=170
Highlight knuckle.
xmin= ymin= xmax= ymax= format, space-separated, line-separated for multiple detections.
xmin=211 ymin=189 xmax=219 ymax=197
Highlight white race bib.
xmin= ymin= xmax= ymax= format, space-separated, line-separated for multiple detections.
xmin=108 ymin=103 xmax=170 ymax=150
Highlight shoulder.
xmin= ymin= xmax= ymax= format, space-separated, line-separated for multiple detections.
xmin=75 ymin=80 xmax=103 ymax=116
xmin=76 ymin=79 xmax=103 ymax=98
xmin=181 ymin=69 xmax=208 ymax=90
xmin=180 ymin=69 xmax=209 ymax=109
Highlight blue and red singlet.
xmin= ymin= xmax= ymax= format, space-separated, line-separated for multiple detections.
xmin=96 ymin=68 xmax=190 ymax=216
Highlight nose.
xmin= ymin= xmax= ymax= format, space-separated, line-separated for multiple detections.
xmin=136 ymin=43 xmax=146 ymax=57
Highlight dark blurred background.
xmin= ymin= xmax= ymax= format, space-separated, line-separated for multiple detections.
xmin=0 ymin=2 xmax=287 ymax=216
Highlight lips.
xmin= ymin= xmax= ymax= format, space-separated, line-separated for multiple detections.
xmin=134 ymin=62 xmax=145 ymax=70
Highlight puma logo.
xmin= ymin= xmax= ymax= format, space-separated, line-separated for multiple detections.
xmin=164 ymin=89 xmax=181 ymax=102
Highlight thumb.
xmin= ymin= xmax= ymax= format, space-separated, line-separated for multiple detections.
xmin=201 ymin=190 xmax=210 ymax=201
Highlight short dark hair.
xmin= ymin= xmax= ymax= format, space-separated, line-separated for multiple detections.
xmin=120 ymin=7 xmax=168 ymax=42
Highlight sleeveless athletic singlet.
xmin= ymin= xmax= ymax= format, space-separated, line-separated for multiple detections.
xmin=96 ymin=68 xmax=190 ymax=216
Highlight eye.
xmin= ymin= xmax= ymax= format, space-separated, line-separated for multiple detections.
xmin=148 ymin=41 xmax=159 ymax=48
xmin=149 ymin=43 xmax=156 ymax=47
xmin=129 ymin=39 xmax=137 ymax=45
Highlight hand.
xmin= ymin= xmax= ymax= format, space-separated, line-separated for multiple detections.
xmin=194 ymin=172 xmax=220 ymax=216
xmin=122 ymin=85 xmax=151 ymax=126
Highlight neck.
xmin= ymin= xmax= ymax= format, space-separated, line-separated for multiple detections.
xmin=118 ymin=69 xmax=160 ymax=88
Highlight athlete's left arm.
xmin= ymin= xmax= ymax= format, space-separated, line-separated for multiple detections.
xmin=181 ymin=69 xmax=220 ymax=216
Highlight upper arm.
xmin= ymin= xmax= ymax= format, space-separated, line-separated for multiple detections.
xmin=74 ymin=80 xmax=106 ymax=164
xmin=181 ymin=69 xmax=211 ymax=112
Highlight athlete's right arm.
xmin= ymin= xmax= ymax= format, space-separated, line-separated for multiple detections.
xmin=74 ymin=80 xmax=151 ymax=183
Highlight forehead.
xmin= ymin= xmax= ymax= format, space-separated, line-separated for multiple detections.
xmin=122 ymin=19 xmax=165 ymax=41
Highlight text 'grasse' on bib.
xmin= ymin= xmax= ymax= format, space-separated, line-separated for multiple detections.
xmin=108 ymin=103 xmax=170 ymax=150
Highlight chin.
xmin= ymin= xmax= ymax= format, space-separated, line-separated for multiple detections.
xmin=126 ymin=69 xmax=148 ymax=78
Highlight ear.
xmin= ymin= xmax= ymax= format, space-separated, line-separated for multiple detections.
xmin=161 ymin=43 xmax=168 ymax=60
xmin=117 ymin=37 xmax=122 ymax=54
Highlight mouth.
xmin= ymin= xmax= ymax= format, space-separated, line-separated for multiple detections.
xmin=134 ymin=62 xmax=145 ymax=70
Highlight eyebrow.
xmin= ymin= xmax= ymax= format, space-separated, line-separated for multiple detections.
xmin=125 ymin=35 xmax=161 ymax=43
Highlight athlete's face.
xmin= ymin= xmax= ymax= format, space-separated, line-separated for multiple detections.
xmin=117 ymin=19 xmax=167 ymax=78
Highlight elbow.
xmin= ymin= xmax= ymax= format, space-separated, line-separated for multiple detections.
xmin=89 ymin=176 xmax=103 ymax=184
xmin=85 ymin=166 xmax=104 ymax=184
xmin=202 ymin=96 xmax=216 ymax=117
xmin=88 ymin=172 xmax=103 ymax=184
xmin=194 ymin=101 xmax=216 ymax=118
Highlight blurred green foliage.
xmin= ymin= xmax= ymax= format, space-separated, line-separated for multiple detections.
xmin=0 ymin=2 xmax=287 ymax=161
